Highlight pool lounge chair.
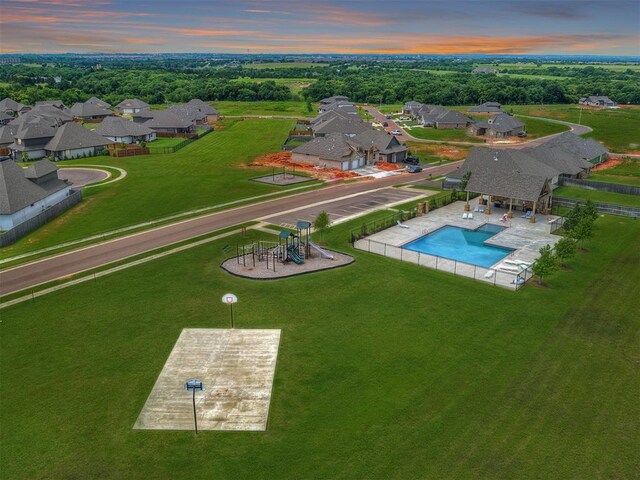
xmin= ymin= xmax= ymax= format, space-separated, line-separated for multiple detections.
xmin=521 ymin=210 xmax=533 ymax=219
xmin=474 ymin=205 xmax=485 ymax=213
xmin=397 ymin=220 xmax=410 ymax=229
xmin=468 ymin=212 xmax=473 ymax=219
xmin=462 ymin=213 xmax=469 ymax=219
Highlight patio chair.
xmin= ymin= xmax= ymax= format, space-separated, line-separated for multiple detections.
xmin=468 ymin=212 xmax=473 ymax=219
xmin=463 ymin=212 xmax=469 ymax=219
xmin=521 ymin=210 xmax=532 ymax=219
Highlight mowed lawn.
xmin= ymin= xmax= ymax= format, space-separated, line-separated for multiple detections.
xmin=0 ymin=119 xmax=299 ymax=259
xmin=215 ymin=100 xmax=316 ymax=117
xmin=1 ymin=213 xmax=638 ymax=479
xmin=554 ymin=186 xmax=640 ymax=207
xmin=508 ymin=104 xmax=640 ymax=153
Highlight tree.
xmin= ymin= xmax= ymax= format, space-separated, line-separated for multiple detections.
xmin=21 ymin=151 xmax=29 ymax=162
xmin=532 ymin=244 xmax=557 ymax=286
xmin=569 ymin=216 xmax=594 ymax=249
xmin=563 ymin=204 xmax=584 ymax=232
xmin=583 ymin=199 xmax=599 ymax=221
xmin=313 ymin=211 xmax=330 ymax=242
xmin=554 ymin=237 xmax=577 ymax=268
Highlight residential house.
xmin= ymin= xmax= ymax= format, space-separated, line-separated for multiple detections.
xmin=402 ymin=101 xmax=423 ymax=115
xmin=168 ymin=104 xmax=207 ymax=125
xmin=416 ymin=105 xmax=473 ymax=129
xmin=467 ymin=102 xmax=502 ymax=114
xmin=116 ymin=98 xmax=150 ymax=114
xmin=543 ymin=131 xmax=608 ymax=165
xmin=319 ymin=101 xmax=358 ymax=115
xmin=95 ymin=116 xmax=156 ymax=144
xmin=186 ymin=99 xmax=220 ymax=122
xmin=472 ymin=67 xmax=499 ymax=74
xmin=311 ymin=115 xmax=369 ymax=137
xmin=9 ymin=115 xmax=61 ymax=160
xmin=579 ymin=96 xmax=617 ymax=108
xmin=137 ymin=110 xmax=195 ymax=136
xmin=469 ymin=113 xmax=525 ymax=138
xmin=69 ymin=102 xmax=114 ymax=121
xmin=85 ymin=96 xmax=111 ymax=109
xmin=291 ymin=133 xmax=365 ymax=171
xmin=34 ymin=100 xmax=66 ymax=110
xmin=0 ymin=97 xmax=26 ymax=116
xmin=350 ymin=129 xmax=408 ymax=164
xmin=0 ymin=158 xmax=74 ymax=231
xmin=319 ymin=95 xmax=350 ymax=106
xmin=44 ymin=122 xmax=114 ymax=160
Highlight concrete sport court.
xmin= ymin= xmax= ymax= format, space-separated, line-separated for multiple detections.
xmin=134 ymin=329 xmax=281 ymax=432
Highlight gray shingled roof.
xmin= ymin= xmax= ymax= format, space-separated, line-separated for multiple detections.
xmin=434 ymin=110 xmax=473 ymax=125
xmin=351 ymin=129 xmax=406 ymax=154
xmin=34 ymin=100 xmax=66 ymax=109
xmin=168 ymin=105 xmax=206 ymax=123
xmin=310 ymin=109 xmax=353 ymax=125
xmin=523 ymin=145 xmax=592 ymax=176
xmin=468 ymin=102 xmax=502 ymax=113
xmin=292 ymin=133 xmax=361 ymax=162
xmin=0 ymin=159 xmax=67 ymax=215
xmin=14 ymin=119 xmax=59 ymax=141
xmin=0 ymin=123 xmax=19 ymax=145
xmin=319 ymin=96 xmax=350 ymax=105
xmin=95 ymin=116 xmax=154 ymax=137
xmin=45 ymin=122 xmax=114 ymax=152
xmin=0 ymin=97 xmax=25 ymax=113
xmin=475 ymin=113 xmax=524 ymax=133
xmin=116 ymin=98 xmax=150 ymax=111
xmin=312 ymin=115 xmax=370 ymax=135
xmin=24 ymin=159 xmax=58 ymax=179
xmin=142 ymin=110 xmax=194 ymax=129
xmin=459 ymin=148 xmax=549 ymax=202
xmin=28 ymin=104 xmax=74 ymax=123
xmin=85 ymin=96 xmax=111 ymax=108
xmin=69 ymin=102 xmax=114 ymax=118
xmin=321 ymin=102 xmax=358 ymax=114
xmin=186 ymin=99 xmax=219 ymax=115
xmin=544 ymin=131 xmax=608 ymax=160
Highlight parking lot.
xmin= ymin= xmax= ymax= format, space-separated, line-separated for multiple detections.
xmin=262 ymin=187 xmax=427 ymax=228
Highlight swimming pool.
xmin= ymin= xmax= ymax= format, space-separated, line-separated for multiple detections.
xmin=402 ymin=224 xmax=513 ymax=268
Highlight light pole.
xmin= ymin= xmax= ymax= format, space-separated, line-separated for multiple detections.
xmin=184 ymin=379 xmax=204 ymax=434
xmin=221 ymin=293 xmax=238 ymax=328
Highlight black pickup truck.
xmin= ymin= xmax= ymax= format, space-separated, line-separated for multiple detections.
xmin=404 ymin=156 xmax=420 ymax=165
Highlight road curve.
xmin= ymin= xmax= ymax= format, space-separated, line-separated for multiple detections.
xmin=362 ymin=106 xmax=592 ymax=149
xmin=0 ymin=162 xmax=461 ymax=297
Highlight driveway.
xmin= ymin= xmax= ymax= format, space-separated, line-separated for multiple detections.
xmin=58 ymin=168 xmax=110 ymax=187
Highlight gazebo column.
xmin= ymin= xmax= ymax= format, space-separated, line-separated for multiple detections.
xmin=508 ymin=198 xmax=513 ymax=218
xmin=464 ymin=191 xmax=470 ymax=211
xmin=485 ymin=195 xmax=492 ymax=215
xmin=530 ymin=200 xmax=537 ymax=223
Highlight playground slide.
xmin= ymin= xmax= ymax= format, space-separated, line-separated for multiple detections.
xmin=287 ymin=245 xmax=304 ymax=265
xmin=308 ymin=241 xmax=334 ymax=259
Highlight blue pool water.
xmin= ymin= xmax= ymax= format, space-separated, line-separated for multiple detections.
xmin=402 ymin=224 xmax=513 ymax=268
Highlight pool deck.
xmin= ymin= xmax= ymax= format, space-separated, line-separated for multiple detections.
xmin=356 ymin=201 xmax=561 ymax=288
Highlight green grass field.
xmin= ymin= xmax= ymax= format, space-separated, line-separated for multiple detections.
xmin=1 ymin=211 xmax=638 ymax=479
xmin=229 ymin=77 xmax=317 ymax=94
xmin=215 ymin=100 xmax=315 ymax=117
xmin=147 ymin=136 xmax=187 ymax=148
xmin=589 ymin=174 xmax=640 ymax=187
xmin=554 ymin=186 xmax=640 ymax=207
xmin=0 ymin=119 xmax=304 ymax=260
xmin=508 ymin=105 xmax=640 ymax=153
xmin=476 ymin=62 xmax=640 ymax=72
xmin=243 ymin=62 xmax=329 ymax=69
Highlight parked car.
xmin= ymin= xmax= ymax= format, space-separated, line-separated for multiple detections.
xmin=404 ymin=156 xmax=420 ymax=165
xmin=385 ymin=114 xmax=392 ymax=119
xmin=406 ymin=165 xmax=423 ymax=173
xmin=517 ymin=131 xmax=528 ymax=137
xmin=383 ymin=122 xmax=389 ymax=127
xmin=391 ymin=129 xmax=402 ymax=135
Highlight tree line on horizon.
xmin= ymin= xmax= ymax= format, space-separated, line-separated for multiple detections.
xmin=0 ymin=60 xmax=638 ymax=106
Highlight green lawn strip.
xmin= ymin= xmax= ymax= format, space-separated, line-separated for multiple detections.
xmin=0 ymin=222 xmax=259 ymax=305
xmin=588 ymin=174 xmax=640 ymax=187
xmin=147 ymin=136 xmax=187 ymax=149
xmin=0 ymin=119 xmax=312 ymax=260
xmin=0 ymin=179 xmax=324 ymax=269
xmin=507 ymin=104 xmax=640 ymax=153
xmin=404 ymin=127 xmax=485 ymax=143
xmin=517 ymin=115 xmax=569 ymax=139
xmin=554 ymin=186 xmax=640 ymax=207
xmin=599 ymin=157 xmax=639 ymax=177
xmin=1 ymin=213 xmax=637 ymax=478
xmin=215 ymin=100 xmax=315 ymax=117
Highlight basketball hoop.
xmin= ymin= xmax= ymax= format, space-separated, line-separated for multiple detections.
xmin=221 ymin=293 xmax=238 ymax=328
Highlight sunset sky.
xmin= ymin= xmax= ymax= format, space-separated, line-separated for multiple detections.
xmin=1 ymin=0 xmax=639 ymax=56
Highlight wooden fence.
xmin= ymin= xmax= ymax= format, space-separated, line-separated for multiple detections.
xmin=552 ymin=197 xmax=640 ymax=218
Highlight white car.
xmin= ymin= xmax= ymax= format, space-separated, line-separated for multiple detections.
xmin=391 ymin=129 xmax=402 ymax=135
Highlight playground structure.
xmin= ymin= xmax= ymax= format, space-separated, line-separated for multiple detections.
xmin=233 ymin=220 xmax=335 ymax=273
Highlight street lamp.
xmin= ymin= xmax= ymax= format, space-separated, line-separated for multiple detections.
xmin=184 ymin=379 xmax=204 ymax=434
xmin=221 ymin=293 xmax=238 ymax=328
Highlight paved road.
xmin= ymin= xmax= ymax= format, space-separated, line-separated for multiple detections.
xmin=0 ymin=162 xmax=461 ymax=297
xmin=362 ymin=106 xmax=593 ymax=149
xmin=58 ymin=168 xmax=110 ymax=187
